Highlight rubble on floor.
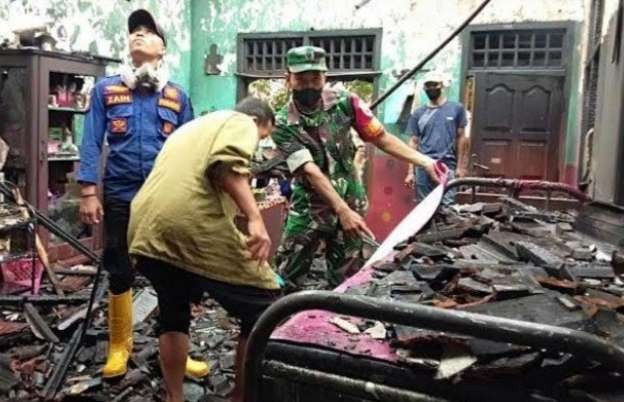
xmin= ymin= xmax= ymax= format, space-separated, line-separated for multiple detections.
xmin=0 ymin=198 xmax=323 ymax=401
xmin=0 ymin=204 xmax=242 ymax=401
xmin=2 ymin=197 xmax=624 ymax=401
xmin=0 ymin=271 xmax=243 ymax=401
xmin=328 ymin=198 xmax=624 ymax=400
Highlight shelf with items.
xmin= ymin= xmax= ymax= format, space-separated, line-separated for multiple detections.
xmin=47 ymin=169 xmax=92 ymax=246
xmin=0 ymin=203 xmax=34 ymax=232
xmin=48 ymin=106 xmax=88 ymax=114
xmin=0 ymin=49 xmax=110 ymax=263
xmin=0 ymin=220 xmax=32 ymax=234
xmin=47 ymin=72 xmax=92 ymax=112
xmin=0 ymin=201 xmax=41 ymax=295
xmin=47 ymin=75 xmax=89 ymax=161
xmin=0 ymin=251 xmax=37 ymax=264
xmin=47 ymin=155 xmax=81 ymax=163
xmin=46 ymin=72 xmax=95 ymax=247
xmin=46 ymin=124 xmax=81 ymax=165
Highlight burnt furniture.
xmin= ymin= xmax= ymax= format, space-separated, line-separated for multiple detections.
xmin=0 ymin=49 xmax=116 ymax=262
xmin=247 ymin=180 xmax=624 ymax=402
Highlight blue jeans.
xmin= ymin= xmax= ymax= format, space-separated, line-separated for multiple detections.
xmin=415 ymin=168 xmax=456 ymax=206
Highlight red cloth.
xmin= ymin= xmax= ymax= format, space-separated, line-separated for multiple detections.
xmin=1 ymin=258 xmax=44 ymax=294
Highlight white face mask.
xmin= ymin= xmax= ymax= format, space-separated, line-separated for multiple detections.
xmin=119 ymin=61 xmax=169 ymax=92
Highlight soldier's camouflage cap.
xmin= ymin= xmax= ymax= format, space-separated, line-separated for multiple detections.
xmin=286 ymin=46 xmax=328 ymax=73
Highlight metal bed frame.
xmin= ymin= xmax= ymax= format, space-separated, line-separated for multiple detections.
xmin=447 ymin=177 xmax=588 ymax=208
xmin=244 ymin=291 xmax=624 ymax=402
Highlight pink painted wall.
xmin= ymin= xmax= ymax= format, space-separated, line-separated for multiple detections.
xmin=365 ymin=154 xmax=415 ymax=241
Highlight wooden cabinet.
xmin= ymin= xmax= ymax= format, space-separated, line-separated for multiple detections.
xmin=0 ymin=49 xmax=116 ymax=263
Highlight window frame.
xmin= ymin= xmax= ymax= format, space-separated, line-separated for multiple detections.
xmin=236 ymin=29 xmax=383 ymax=100
xmin=469 ymin=28 xmax=568 ymax=70
xmin=461 ymin=22 xmax=574 ymax=79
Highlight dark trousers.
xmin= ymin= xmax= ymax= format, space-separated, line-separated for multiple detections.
xmin=103 ymin=198 xmax=134 ymax=295
xmin=136 ymin=256 xmax=281 ymax=336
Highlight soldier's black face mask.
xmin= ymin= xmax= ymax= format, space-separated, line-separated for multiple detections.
xmin=293 ymin=88 xmax=322 ymax=108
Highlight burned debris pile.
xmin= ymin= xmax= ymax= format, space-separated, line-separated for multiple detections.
xmin=334 ymin=197 xmax=624 ymax=400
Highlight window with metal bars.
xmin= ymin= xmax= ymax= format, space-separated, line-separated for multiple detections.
xmin=243 ymin=37 xmax=304 ymax=73
xmin=470 ymin=29 xmax=567 ymax=69
xmin=238 ymin=30 xmax=381 ymax=77
xmin=309 ymin=36 xmax=375 ymax=71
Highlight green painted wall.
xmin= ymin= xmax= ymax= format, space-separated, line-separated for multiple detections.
xmin=563 ymin=22 xmax=584 ymax=181
xmin=189 ymin=0 xmax=586 ymax=177
xmin=0 ymin=0 xmax=192 ymax=89
xmin=0 ymin=0 xmax=588 ymax=177
xmin=190 ymin=0 xmax=237 ymax=114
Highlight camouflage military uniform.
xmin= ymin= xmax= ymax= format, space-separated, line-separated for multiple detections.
xmin=273 ymin=88 xmax=384 ymax=287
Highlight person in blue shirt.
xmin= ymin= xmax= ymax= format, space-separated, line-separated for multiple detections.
xmin=76 ymin=9 xmax=208 ymax=380
xmin=404 ymin=71 xmax=470 ymax=205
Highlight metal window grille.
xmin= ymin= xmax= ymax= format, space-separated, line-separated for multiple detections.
xmin=239 ymin=31 xmax=380 ymax=75
xmin=309 ymin=36 xmax=375 ymax=71
xmin=470 ymin=29 xmax=567 ymax=69
xmin=243 ymin=37 xmax=304 ymax=73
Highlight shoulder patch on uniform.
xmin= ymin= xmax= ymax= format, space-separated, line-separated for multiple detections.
xmin=360 ymin=118 xmax=383 ymax=140
xmin=158 ymin=98 xmax=181 ymax=113
xmin=104 ymin=85 xmax=130 ymax=95
xmin=163 ymin=86 xmax=179 ymax=101
xmin=110 ymin=118 xmax=128 ymax=134
xmin=162 ymin=121 xmax=175 ymax=135
xmin=105 ymin=94 xmax=133 ymax=106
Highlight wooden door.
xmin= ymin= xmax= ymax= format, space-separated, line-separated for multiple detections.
xmin=472 ymin=73 xmax=564 ymax=180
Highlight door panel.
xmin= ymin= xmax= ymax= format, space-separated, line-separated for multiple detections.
xmin=484 ymin=84 xmax=514 ymax=134
xmin=481 ymin=139 xmax=512 ymax=177
xmin=518 ymin=86 xmax=551 ymax=134
xmin=517 ymin=140 xmax=547 ymax=179
xmin=473 ymin=73 xmax=563 ymax=180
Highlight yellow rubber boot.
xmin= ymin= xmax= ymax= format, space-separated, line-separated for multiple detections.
xmin=186 ymin=357 xmax=210 ymax=379
xmin=102 ymin=291 xmax=133 ymax=378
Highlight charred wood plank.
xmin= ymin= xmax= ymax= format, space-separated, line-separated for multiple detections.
xmin=52 ymin=267 xmax=97 ymax=276
xmin=613 ymin=250 xmax=624 ymax=276
xmin=394 ymin=242 xmax=448 ymax=262
xmin=465 ymin=293 xmax=589 ymax=330
xmin=500 ymin=196 xmax=538 ymax=213
xmin=515 ymin=241 xmax=564 ymax=269
xmin=510 ymin=221 xmax=551 ymax=238
xmin=23 ymin=303 xmax=59 ymax=343
xmin=0 ymin=294 xmax=89 ymax=306
xmin=42 ymin=325 xmax=82 ymax=399
xmin=414 ymin=226 xmax=470 ymax=243
xmin=569 ymin=263 xmax=615 ymax=279
xmin=482 ymin=231 xmax=526 ymax=260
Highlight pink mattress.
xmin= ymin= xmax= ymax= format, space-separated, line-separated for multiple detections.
xmin=271 ymin=265 xmax=399 ymax=363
